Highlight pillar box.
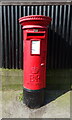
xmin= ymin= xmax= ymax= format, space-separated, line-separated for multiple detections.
xmin=19 ymin=15 xmax=52 ymax=108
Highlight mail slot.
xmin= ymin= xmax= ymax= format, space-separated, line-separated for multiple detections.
xmin=26 ymin=31 xmax=46 ymax=40
xmin=19 ymin=15 xmax=52 ymax=108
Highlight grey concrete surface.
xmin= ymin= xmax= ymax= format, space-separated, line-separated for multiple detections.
xmin=0 ymin=0 xmax=72 ymax=5
xmin=0 ymin=68 xmax=71 ymax=118
xmin=0 ymin=91 xmax=2 ymax=119
xmin=1 ymin=90 xmax=71 ymax=118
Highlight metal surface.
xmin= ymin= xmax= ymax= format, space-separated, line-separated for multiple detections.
xmin=19 ymin=15 xmax=51 ymax=90
xmin=1 ymin=5 xmax=72 ymax=69
xmin=0 ymin=6 xmax=2 ymax=68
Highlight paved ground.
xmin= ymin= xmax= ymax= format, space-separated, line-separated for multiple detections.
xmin=0 ymin=91 xmax=2 ymax=119
xmin=0 ymin=90 xmax=71 ymax=118
xmin=0 ymin=69 xmax=71 ymax=119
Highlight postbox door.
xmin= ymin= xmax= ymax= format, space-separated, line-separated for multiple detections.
xmin=30 ymin=38 xmax=47 ymax=89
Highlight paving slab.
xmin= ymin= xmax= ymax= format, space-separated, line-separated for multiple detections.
xmin=1 ymin=90 xmax=71 ymax=118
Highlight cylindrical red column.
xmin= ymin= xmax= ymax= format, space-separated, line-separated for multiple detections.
xmin=19 ymin=15 xmax=52 ymax=108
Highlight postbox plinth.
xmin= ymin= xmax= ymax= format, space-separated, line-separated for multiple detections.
xmin=19 ymin=15 xmax=52 ymax=109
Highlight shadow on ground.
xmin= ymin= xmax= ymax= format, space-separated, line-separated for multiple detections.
xmin=43 ymin=69 xmax=71 ymax=106
xmin=44 ymin=89 xmax=70 ymax=105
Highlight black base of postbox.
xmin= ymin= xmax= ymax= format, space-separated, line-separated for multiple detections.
xmin=23 ymin=88 xmax=45 ymax=109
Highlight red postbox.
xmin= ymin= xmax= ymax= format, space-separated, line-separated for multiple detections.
xmin=19 ymin=15 xmax=52 ymax=108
